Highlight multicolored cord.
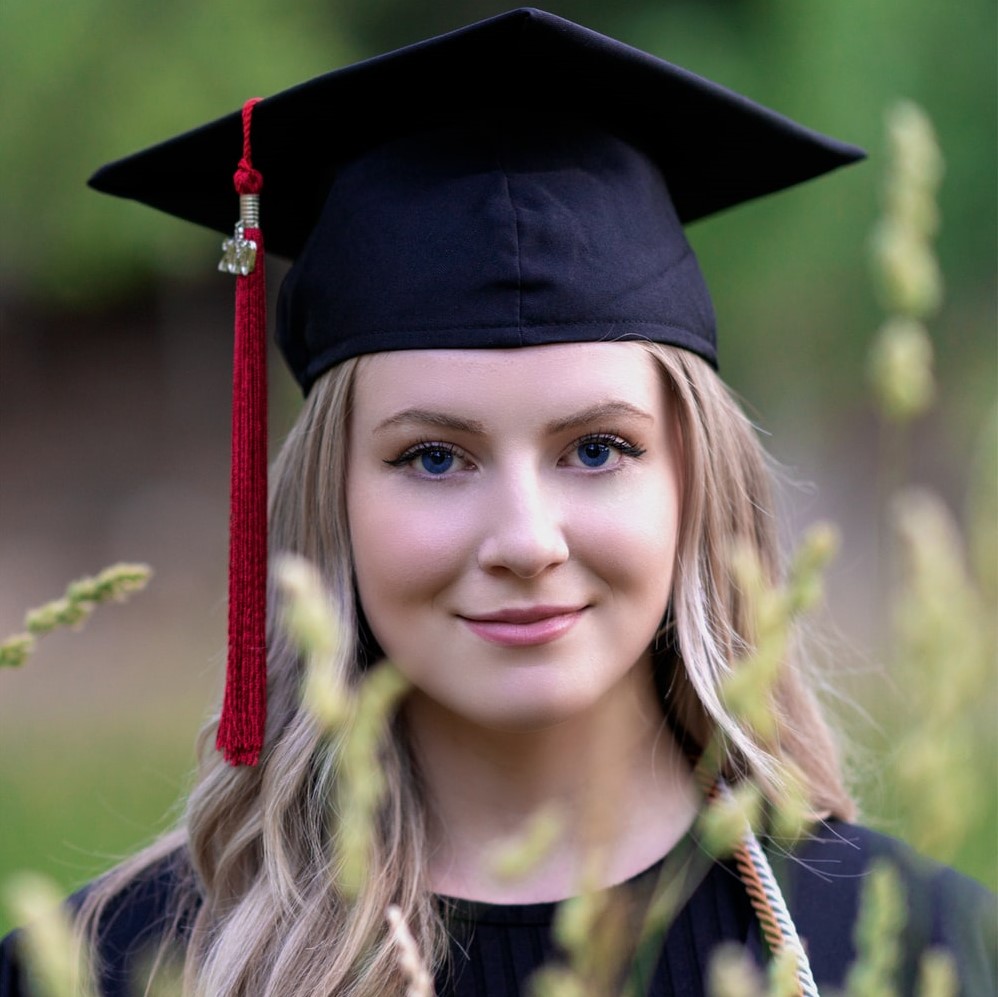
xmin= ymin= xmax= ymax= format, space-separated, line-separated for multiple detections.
xmin=713 ymin=779 xmax=821 ymax=997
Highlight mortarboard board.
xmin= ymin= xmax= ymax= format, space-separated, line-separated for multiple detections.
xmin=88 ymin=7 xmax=865 ymax=766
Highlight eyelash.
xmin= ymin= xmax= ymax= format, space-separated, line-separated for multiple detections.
xmin=384 ymin=433 xmax=646 ymax=473
xmin=384 ymin=440 xmax=466 ymax=469
xmin=572 ymin=432 xmax=646 ymax=463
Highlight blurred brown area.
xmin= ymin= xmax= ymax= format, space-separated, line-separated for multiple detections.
xmin=2 ymin=284 xmax=227 ymax=724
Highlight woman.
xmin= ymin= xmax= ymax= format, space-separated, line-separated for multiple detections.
xmin=2 ymin=9 xmax=994 ymax=996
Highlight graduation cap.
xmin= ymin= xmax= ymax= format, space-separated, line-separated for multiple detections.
xmin=89 ymin=7 xmax=864 ymax=766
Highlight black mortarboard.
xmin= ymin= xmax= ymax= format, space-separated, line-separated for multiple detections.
xmin=87 ymin=7 xmax=865 ymax=764
xmin=91 ymin=6 xmax=863 ymax=383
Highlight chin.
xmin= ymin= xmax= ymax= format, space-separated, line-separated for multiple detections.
xmin=472 ymin=705 xmax=580 ymax=734
xmin=446 ymin=680 xmax=610 ymax=734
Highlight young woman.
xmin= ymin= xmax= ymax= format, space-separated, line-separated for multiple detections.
xmin=2 ymin=9 xmax=994 ymax=996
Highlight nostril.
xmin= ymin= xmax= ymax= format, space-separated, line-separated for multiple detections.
xmin=476 ymin=523 xmax=569 ymax=578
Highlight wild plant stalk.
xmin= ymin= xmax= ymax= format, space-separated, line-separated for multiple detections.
xmin=886 ymin=489 xmax=993 ymax=861
xmin=277 ymin=553 xmax=411 ymax=900
xmin=708 ymin=944 xmax=767 ymax=997
xmin=842 ymin=98 xmax=990 ymax=997
xmin=707 ymin=945 xmax=800 ymax=997
xmin=3 ymin=874 xmax=95 ymax=997
xmin=487 ymin=803 xmax=566 ymax=884
xmin=542 ymin=870 xmax=633 ymax=997
xmin=0 ymin=564 xmax=153 ymax=993
xmin=869 ymin=102 xmax=998 ymax=872
xmin=867 ymin=100 xmax=943 ymax=522
xmin=843 ymin=860 xmax=906 ymax=997
xmin=387 ymin=905 xmax=435 ymax=997
xmin=534 ymin=710 xmax=674 ymax=997
xmin=0 ymin=563 xmax=151 ymax=668
xmin=626 ymin=524 xmax=841 ymax=997
xmin=915 ymin=951 xmax=959 ymax=997
xmin=276 ymin=553 xmax=420 ymax=948
xmin=335 ymin=660 xmax=411 ymax=898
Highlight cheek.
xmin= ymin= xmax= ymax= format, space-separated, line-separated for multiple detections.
xmin=576 ymin=479 xmax=680 ymax=594
xmin=348 ymin=484 xmax=470 ymax=618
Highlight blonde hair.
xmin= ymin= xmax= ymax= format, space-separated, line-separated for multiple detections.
xmin=79 ymin=344 xmax=852 ymax=995
xmin=643 ymin=343 xmax=852 ymax=816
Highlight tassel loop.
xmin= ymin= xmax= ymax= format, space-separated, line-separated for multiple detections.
xmin=234 ymin=97 xmax=264 ymax=196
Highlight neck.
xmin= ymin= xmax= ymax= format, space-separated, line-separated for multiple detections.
xmin=405 ymin=661 xmax=700 ymax=903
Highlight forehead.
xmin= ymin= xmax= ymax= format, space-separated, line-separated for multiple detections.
xmin=350 ymin=342 xmax=667 ymax=423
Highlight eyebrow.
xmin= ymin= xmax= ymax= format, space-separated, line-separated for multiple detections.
xmin=544 ymin=401 xmax=654 ymax=434
xmin=373 ymin=401 xmax=654 ymax=435
xmin=374 ymin=409 xmax=486 ymax=434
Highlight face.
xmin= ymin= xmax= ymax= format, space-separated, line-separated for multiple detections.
xmin=346 ymin=343 xmax=682 ymax=732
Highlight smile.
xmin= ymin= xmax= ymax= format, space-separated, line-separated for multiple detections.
xmin=458 ymin=606 xmax=587 ymax=647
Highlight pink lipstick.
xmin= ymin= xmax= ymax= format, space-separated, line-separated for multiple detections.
xmin=459 ymin=606 xmax=585 ymax=647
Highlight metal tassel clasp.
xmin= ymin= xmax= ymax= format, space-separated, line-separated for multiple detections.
xmin=219 ymin=195 xmax=260 ymax=276
xmin=219 ymin=219 xmax=258 ymax=276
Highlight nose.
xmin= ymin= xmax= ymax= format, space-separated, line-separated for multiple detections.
xmin=476 ymin=468 xmax=569 ymax=579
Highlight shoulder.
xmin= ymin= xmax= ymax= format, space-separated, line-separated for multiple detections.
xmin=1 ymin=847 xmax=196 ymax=997
xmin=770 ymin=820 xmax=997 ymax=994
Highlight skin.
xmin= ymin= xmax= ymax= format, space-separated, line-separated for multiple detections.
xmin=347 ymin=343 xmax=699 ymax=901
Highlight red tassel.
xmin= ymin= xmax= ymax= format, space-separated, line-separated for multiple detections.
xmin=216 ymin=98 xmax=268 ymax=766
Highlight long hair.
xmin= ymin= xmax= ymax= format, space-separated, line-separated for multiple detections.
xmin=78 ymin=344 xmax=853 ymax=995
xmin=643 ymin=343 xmax=852 ymax=816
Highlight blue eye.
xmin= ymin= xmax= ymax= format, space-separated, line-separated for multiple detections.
xmin=385 ymin=442 xmax=466 ymax=476
xmin=420 ymin=448 xmax=454 ymax=474
xmin=577 ymin=440 xmax=611 ymax=467
xmin=566 ymin=433 xmax=646 ymax=470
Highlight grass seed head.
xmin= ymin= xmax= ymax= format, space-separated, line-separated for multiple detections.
xmin=867 ymin=318 xmax=936 ymax=422
xmin=386 ymin=905 xmax=435 ymax=997
xmin=3 ymin=872 xmax=95 ymax=997
xmin=0 ymin=632 xmax=36 ymax=668
xmin=275 ymin=553 xmax=339 ymax=659
xmin=916 ymin=950 xmax=958 ymax=997
xmin=846 ymin=859 xmax=906 ymax=997
xmin=698 ymin=783 xmax=762 ymax=859
xmin=707 ymin=943 xmax=765 ymax=997
xmin=489 ymin=803 xmax=566 ymax=882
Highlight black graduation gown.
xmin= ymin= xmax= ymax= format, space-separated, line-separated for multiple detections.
xmin=2 ymin=821 xmax=995 ymax=996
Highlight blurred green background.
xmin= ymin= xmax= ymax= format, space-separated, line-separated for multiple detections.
xmin=1 ymin=0 xmax=995 ymax=936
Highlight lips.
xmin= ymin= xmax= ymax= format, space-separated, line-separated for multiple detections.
xmin=458 ymin=605 xmax=586 ymax=647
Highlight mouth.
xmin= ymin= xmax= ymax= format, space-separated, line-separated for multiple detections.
xmin=458 ymin=606 xmax=587 ymax=647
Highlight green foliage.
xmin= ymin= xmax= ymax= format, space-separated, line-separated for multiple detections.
xmin=488 ymin=804 xmax=566 ymax=884
xmin=0 ymin=563 xmax=150 ymax=669
xmin=0 ymin=0 xmax=355 ymax=303
xmin=334 ymin=661 xmax=411 ymax=899
xmin=3 ymin=874 xmax=95 ymax=997
xmin=722 ymin=524 xmax=839 ymax=742
xmin=275 ymin=555 xmax=410 ymax=900
xmin=707 ymin=943 xmax=766 ymax=997
xmin=855 ymin=100 xmax=997 ymax=878
xmin=867 ymin=320 xmax=935 ymax=423
xmin=885 ymin=489 xmax=994 ymax=860
xmin=845 ymin=860 xmax=906 ymax=997
xmin=619 ymin=0 xmax=994 ymax=424
xmin=867 ymin=103 xmax=943 ymax=422
xmin=0 ymin=720 xmax=196 ymax=938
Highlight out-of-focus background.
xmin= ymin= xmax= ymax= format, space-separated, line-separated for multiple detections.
xmin=1 ymin=0 xmax=994 ymax=934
